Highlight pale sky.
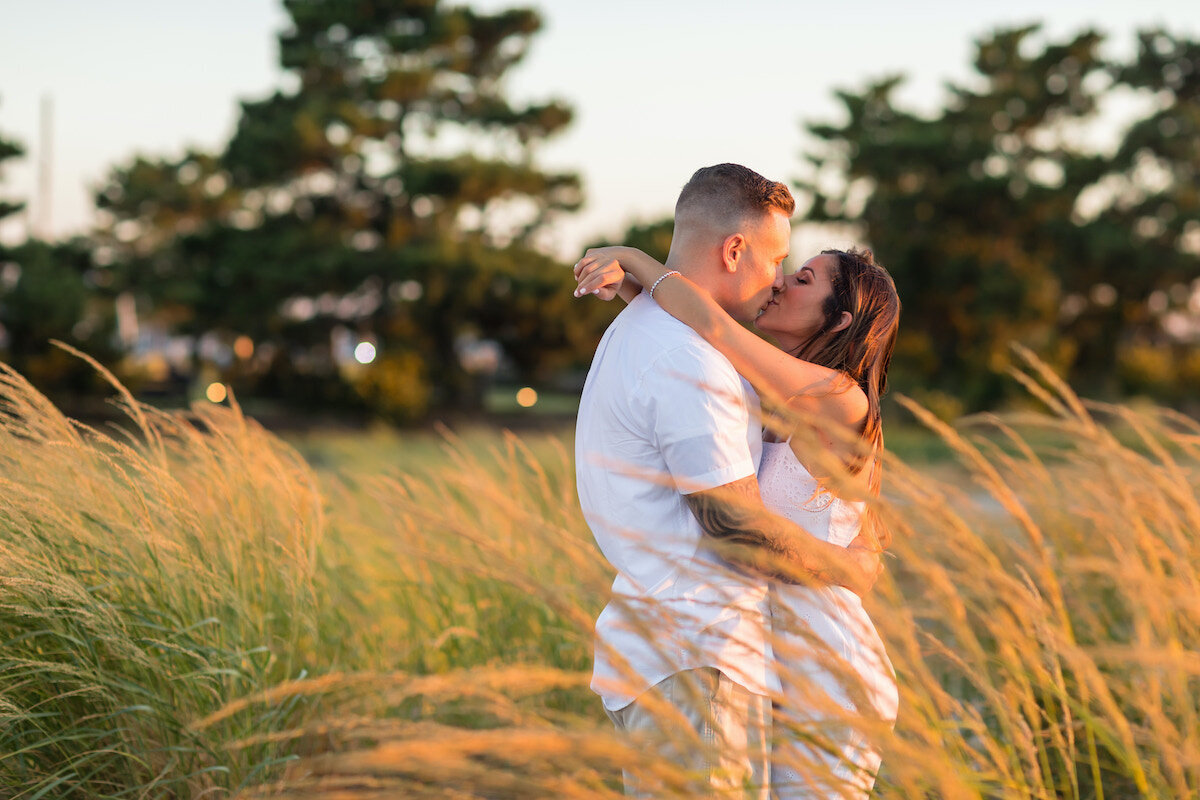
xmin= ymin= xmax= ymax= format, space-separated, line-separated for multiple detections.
xmin=1 ymin=0 xmax=1195 ymax=258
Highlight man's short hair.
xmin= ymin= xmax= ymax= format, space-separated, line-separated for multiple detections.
xmin=675 ymin=163 xmax=795 ymax=232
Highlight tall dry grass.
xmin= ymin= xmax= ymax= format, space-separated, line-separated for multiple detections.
xmin=1 ymin=347 xmax=1198 ymax=798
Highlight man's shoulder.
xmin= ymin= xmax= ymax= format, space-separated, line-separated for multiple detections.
xmin=612 ymin=295 xmax=734 ymax=369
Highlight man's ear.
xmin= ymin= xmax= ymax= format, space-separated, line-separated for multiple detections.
xmin=831 ymin=311 xmax=853 ymax=334
xmin=721 ymin=233 xmax=746 ymax=273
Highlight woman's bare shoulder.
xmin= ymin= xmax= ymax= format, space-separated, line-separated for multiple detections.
xmin=782 ymin=371 xmax=868 ymax=429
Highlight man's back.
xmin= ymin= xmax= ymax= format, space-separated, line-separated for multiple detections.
xmin=575 ymin=292 xmax=773 ymax=711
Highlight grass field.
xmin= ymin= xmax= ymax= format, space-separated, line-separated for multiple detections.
xmin=2 ymin=350 xmax=1199 ymax=798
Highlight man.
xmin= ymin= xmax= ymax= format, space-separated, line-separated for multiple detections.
xmin=575 ymin=163 xmax=880 ymax=796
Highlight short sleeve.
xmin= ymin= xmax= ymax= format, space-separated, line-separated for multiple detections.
xmin=641 ymin=344 xmax=756 ymax=494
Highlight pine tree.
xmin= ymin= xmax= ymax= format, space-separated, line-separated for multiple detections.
xmin=0 ymin=110 xmax=25 ymax=224
xmin=0 ymin=109 xmax=113 ymax=397
xmin=96 ymin=1 xmax=589 ymax=418
xmin=801 ymin=26 xmax=1200 ymax=408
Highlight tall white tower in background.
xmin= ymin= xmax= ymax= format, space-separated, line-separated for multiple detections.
xmin=34 ymin=94 xmax=52 ymax=240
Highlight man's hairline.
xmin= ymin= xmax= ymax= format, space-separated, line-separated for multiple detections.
xmin=674 ymin=204 xmax=792 ymax=243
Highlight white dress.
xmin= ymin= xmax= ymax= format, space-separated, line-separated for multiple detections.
xmin=758 ymin=440 xmax=899 ymax=798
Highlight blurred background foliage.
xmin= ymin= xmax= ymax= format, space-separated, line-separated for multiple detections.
xmin=0 ymin=7 xmax=1198 ymax=422
xmin=801 ymin=26 xmax=1200 ymax=412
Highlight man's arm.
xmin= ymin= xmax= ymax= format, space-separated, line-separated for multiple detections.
xmin=684 ymin=475 xmax=881 ymax=596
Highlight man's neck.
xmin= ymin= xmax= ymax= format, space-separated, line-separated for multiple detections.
xmin=664 ymin=249 xmax=738 ymax=318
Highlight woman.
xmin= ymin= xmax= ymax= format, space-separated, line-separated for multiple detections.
xmin=574 ymin=244 xmax=901 ymax=798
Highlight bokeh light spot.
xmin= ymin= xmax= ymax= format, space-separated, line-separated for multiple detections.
xmin=206 ymin=382 xmax=227 ymax=403
xmin=354 ymin=341 xmax=377 ymax=364
xmin=234 ymin=335 xmax=254 ymax=360
xmin=516 ymin=387 xmax=538 ymax=408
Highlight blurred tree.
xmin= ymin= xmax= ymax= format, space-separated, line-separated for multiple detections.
xmin=96 ymin=0 xmax=589 ymax=417
xmin=0 ymin=115 xmax=24 ymax=224
xmin=562 ymin=218 xmax=674 ymax=352
xmin=0 ymin=239 xmax=115 ymax=393
xmin=597 ymin=218 xmax=674 ymax=264
xmin=1101 ymin=30 xmax=1200 ymax=404
xmin=801 ymin=26 xmax=1200 ymax=409
xmin=0 ymin=113 xmax=115 ymax=400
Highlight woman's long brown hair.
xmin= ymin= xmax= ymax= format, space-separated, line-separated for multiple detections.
xmin=792 ymin=247 xmax=901 ymax=548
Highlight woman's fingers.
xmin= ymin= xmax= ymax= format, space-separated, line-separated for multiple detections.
xmin=574 ymin=259 xmax=622 ymax=297
xmin=574 ymin=267 xmax=602 ymax=297
xmin=574 ymin=269 xmax=610 ymax=297
xmin=580 ymin=259 xmax=611 ymax=282
xmin=573 ymin=249 xmax=628 ymax=299
xmin=574 ymin=259 xmax=601 ymax=284
xmin=573 ymin=255 xmax=600 ymax=280
xmin=574 ymin=247 xmax=618 ymax=279
xmin=576 ymin=258 xmax=599 ymax=281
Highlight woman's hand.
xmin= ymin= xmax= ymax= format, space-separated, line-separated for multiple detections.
xmin=846 ymin=542 xmax=884 ymax=596
xmin=573 ymin=248 xmax=629 ymax=301
xmin=574 ymin=246 xmax=668 ymax=302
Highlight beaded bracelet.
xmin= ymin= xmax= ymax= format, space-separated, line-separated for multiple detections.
xmin=649 ymin=270 xmax=681 ymax=298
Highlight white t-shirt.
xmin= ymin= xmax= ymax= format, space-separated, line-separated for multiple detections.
xmin=576 ymin=292 xmax=777 ymax=711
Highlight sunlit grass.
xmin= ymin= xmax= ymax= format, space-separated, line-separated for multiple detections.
xmin=1 ymin=347 xmax=1198 ymax=797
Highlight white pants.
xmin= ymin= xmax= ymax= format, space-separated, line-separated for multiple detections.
xmin=606 ymin=667 xmax=771 ymax=798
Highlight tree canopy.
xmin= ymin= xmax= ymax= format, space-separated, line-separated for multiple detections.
xmin=4 ymin=18 xmax=1198 ymax=419
xmin=94 ymin=0 xmax=600 ymax=419
xmin=0 ymin=109 xmax=116 ymax=397
xmin=800 ymin=26 xmax=1200 ymax=411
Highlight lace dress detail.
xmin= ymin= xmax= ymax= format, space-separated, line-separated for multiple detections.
xmin=758 ymin=441 xmax=898 ymax=798
xmin=757 ymin=441 xmax=858 ymax=545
